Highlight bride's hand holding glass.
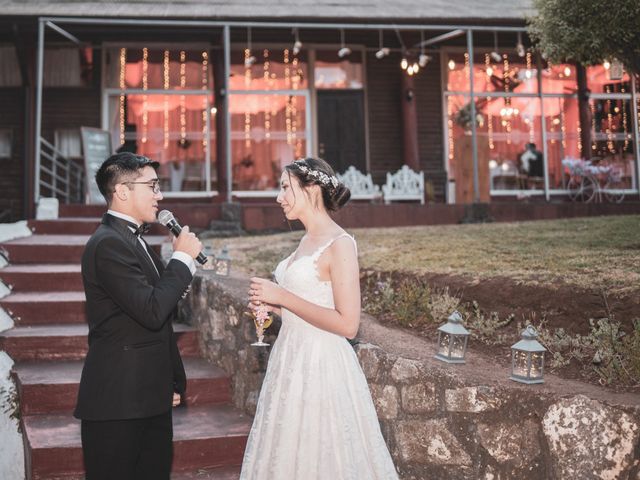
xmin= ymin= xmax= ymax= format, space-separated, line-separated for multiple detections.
xmin=249 ymin=277 xmax=284 ymax=306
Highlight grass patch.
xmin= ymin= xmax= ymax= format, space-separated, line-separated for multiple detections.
xmin=207 ymin=215 xmax=640 ymax=295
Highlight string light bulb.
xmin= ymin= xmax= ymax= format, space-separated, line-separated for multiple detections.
xmin=118 ymin=48 xmax=126 ymax=145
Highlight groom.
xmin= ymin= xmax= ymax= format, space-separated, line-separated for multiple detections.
xmin=74 ymin=152 xmax=202 ymax=480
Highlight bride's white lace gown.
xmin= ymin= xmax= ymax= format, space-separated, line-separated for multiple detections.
xmin=240 ymin=234 xmax=399 ymax=480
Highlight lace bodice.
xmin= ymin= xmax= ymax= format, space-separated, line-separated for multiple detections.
xmin=274 ymin=233 xmax=356 ymax=310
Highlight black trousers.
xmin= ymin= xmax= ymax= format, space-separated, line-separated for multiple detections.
xmin=81 ymin=410 xmax=173 ymax=480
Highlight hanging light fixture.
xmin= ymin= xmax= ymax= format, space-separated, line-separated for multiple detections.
xmin=490 ymin=31 xmax=501 ymax=63
xmin=515 ymin=32 xmax=526 ymax=58
xmin=375 ymin=30 xmax=390 ymax=59
xmin=337 ymin=29 xmax=351 ymax=58
xmin=292 ymin=28 xmax=302 ymax=56
xmin=244 ymin=27 xmax=257 ymax=68
xmin=418 ymin=31 xmax=432 ymax=67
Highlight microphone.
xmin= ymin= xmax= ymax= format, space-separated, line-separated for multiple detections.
xmin=157 ymin=210 xmax=208 ymax=265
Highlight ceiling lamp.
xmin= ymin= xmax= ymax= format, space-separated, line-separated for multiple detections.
xmin=490 ymin=31 xmax=501 ymax=63
xmin=292 ymin=28 xmax=302 ymax=56
xmin=337 ymin=29 xmax=351 ymax=58
xmin=375 ymin=30 xmax=390 ymax=59
xmin=515 ymin=32 xmax=526 ymax=58
xmin=244 ymin=27 xmax=256 ymax=68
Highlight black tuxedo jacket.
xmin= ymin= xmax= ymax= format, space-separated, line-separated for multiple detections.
xmin=74 ymin=213 xmax=192 ymax=421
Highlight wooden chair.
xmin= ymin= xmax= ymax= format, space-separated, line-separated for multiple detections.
xmin=382 ymin=165 xmax=425 ymax=204
xmin=336 ymin=166 xmax=382 ymax=201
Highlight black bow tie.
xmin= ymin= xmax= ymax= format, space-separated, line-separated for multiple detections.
xmin=132 ymin=223 xmax=151 ymax=237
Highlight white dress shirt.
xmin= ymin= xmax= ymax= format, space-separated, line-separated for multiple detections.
xmin=107 ymin=210 xmax=196 ymax=276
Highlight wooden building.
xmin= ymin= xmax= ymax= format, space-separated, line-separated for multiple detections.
xmin=0 ymin=0 xmax=638 ymax=221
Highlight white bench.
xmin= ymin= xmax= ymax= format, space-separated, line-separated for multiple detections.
xmin=337 ymin=166 xmax=382 ymax=201
xmin=382 ymin=165 xmax=425 ymax=204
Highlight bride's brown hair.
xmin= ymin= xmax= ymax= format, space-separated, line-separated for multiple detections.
xmin=284 ymin=157 xmax=351 ymax=212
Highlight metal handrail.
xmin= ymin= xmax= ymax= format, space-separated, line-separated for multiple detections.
xmin=38 ymin=137 xmax=85 ymax=204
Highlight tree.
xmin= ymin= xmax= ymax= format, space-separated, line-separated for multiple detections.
xmin=527 ymin=0 xmax=640 ymax=158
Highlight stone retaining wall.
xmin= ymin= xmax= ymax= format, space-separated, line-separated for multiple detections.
xmin=182 ymin=272 xmax=640 ymax=480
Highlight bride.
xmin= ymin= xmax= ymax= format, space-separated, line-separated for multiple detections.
xmin=241 ymin=157 xmax=398 ymax=479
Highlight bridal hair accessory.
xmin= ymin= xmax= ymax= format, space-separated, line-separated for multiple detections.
xmin=293 ymin=160 xmax=339 ymax=189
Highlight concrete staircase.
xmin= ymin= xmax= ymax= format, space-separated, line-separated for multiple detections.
xmin=0 ymin=210 xmax=250 ymax=479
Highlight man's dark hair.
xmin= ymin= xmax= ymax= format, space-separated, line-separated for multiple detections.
xmin=95 ymin=152 xmax=159 ymax=204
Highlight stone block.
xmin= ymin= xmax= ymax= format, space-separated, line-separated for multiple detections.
xmin=355 ymin=344 xmax=383 ymax=380
xmin=445 ymin=386 xmax=504 ymax=413
xmin=395 ymin=419 xmax=472 ymax=466
xmin=477 ymin=419 xmax=540 ymax=469
xmin=401 ymin=383 xmax=437 ymax=413
xmin=390 ymin=357 xmax=423 ymax=382
xmin=370 ymin=384 xmax=399 ymax=420
xmin=542 ymin=395 xmax=640 ymax=479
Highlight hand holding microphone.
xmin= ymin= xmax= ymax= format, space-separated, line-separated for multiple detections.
xmin=158 ymin=210 xmax=207 ymax=265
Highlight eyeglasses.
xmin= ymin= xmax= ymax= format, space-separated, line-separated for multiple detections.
xmin=122 ymin=180 xmax=161 ymax=194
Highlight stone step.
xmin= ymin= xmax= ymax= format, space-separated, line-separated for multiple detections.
xmin=0 ymin=323 xmax=199 ymax=361
xmin=0 ymin=264 xmax=83 ymax=292
xmin=59 ymin=204 xmax=222 ymax=230
xmin=28 ymin=218 xmax=167 ymax=236
xmin=14 ymin=357 xmax=232 ymax=415
xmin=0 ymin=235 xmax=165 ymax=265
xmin=55 ymin=466 xmax=241 ymax=480
xmin=171 ymin=466 xmax=240 ymax=479
xmin=23 ymin=404 xmax=250 ymax=479
xmin=1 ymin=291 xmax=86 ymax=325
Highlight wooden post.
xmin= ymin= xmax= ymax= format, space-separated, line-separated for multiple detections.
xmin=401 ymin=72 xmax=420 ymax=170
xmin=212 ymin=49 xmax=228 ymax=199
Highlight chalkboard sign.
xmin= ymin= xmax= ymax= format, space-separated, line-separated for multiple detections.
xmin=81 ymin=127 xmax=112 ymax=204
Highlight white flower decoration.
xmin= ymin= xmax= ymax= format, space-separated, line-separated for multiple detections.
xmin=293 ymin=161 xmax=339 ymax=190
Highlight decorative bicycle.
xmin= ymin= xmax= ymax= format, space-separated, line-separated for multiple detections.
xmin=562 ymin=157 xmax=626 ymax=204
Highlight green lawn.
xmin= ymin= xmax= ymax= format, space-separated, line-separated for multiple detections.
xmin=205 ymin=215 xmax=640 ymax=295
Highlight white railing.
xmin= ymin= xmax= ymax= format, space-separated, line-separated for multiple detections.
xmin=38 ymin=137 xmax=84 ymax=204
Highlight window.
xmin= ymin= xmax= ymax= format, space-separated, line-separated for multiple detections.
xmin=0 ymin=46 xmax=21 ymax=87
xmin=314 ymin=51 xmax=363 ymax=89
xmin=229 ymin=47 xmax=310 ymax=192
xmin=104 ymin=46 xmax=216 ymax=193
xmin=0 ymin=129 xmax=12 ymax=159
xmin=444 ymin=50 xmax=639 ymax=197
xmin=54 ymin=129 xmax=82 ymax=159
xmin=44 ymin=47 xmax=94 ymax=87
xmin=229 ymin=48 xmax=308 ymax=91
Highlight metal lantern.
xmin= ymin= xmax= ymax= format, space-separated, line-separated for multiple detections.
xmin=202 ymin=245 xmax=216 ymax=271
xmin=435 ymin=311 xmax=470 ymax=364
xmin=214 ymin=246 xmax=231 ymax=276
xmin=510 ymin=325 xmax=546 ymax=384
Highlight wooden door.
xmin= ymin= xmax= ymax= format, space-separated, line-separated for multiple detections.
xmin=317 ymin=90 xmax=365 ymax=174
